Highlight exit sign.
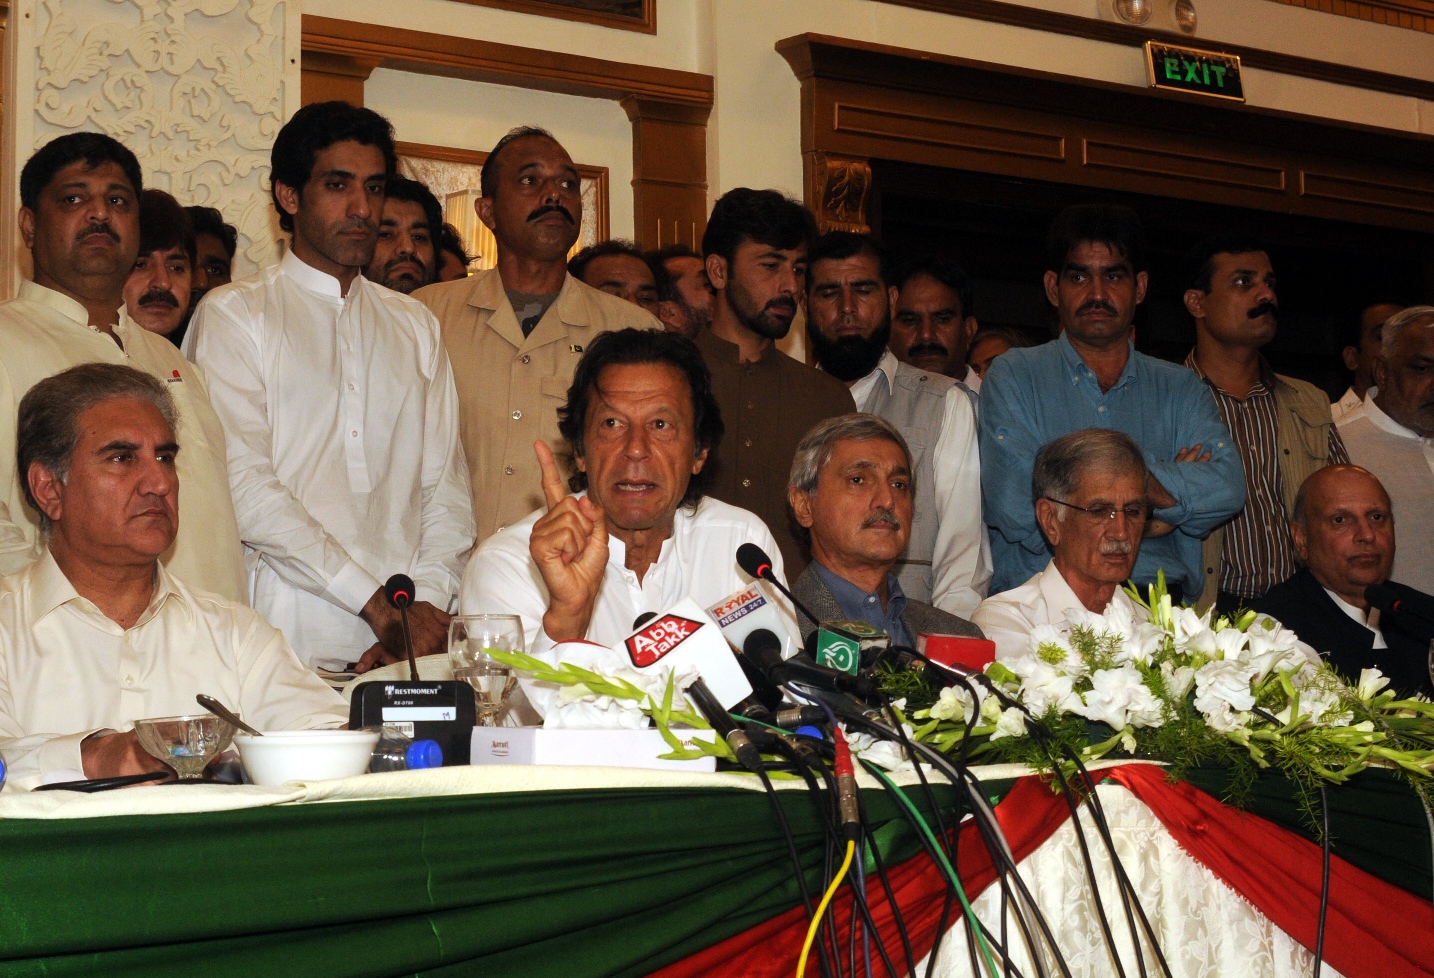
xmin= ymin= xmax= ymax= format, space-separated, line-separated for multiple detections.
xmin=1145 ymin=41 xmax=1244 ymax=102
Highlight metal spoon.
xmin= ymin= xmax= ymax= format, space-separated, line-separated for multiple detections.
xmin=196 ymin=694 xmax=263 ymax=737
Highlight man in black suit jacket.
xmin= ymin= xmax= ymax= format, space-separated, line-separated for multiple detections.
xmin=1252 ymin=465 xmax=1433 ymax=698
xmin=787 ymin=413 xmax=982 ymax=645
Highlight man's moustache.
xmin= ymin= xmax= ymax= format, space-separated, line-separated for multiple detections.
xmin=907 ymin=342 xmax=949 ymax=358
xmin=384 ymin=252 xmax=423 ymax=274
xmin=138 ymin=289 xmax=179 ymax=308
xmin=527 ymin=204 xmax=575 ymax=224
xmin=1077 ymin=300 xmax=1118 ymax=317
xmin=1248 ymin=300 xmax=1279 ymax=320
xmin=1100 ymin=540 xmax=1133 ymax=556
xmin=77 ymin=223 xmax=120 ymax=244
xmin=766 ymin=298 xmax=796 ymax=315
xmin=862 ymin=510 xmax=902 ymax=531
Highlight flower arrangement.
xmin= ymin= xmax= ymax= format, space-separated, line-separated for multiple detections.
xmin=894 ymin=575 xmax=1434 ymax=818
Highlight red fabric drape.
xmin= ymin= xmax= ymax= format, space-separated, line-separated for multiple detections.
xmin=649 ymin=764 xmax=1434 ymax=978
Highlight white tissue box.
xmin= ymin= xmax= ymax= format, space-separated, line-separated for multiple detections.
xmin=469 ymin=727 xmax=717 ymax=773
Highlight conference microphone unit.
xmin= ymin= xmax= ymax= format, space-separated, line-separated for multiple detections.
xmin=385 ymin=573 xmax=420 ymax=682
xmin=1365 ymin=583 xmax=1434 ymax=630
xmin=735 ymin=543 xmax=824 ymax=630
xmin=742 ymin=629 xmax=877 ymax=698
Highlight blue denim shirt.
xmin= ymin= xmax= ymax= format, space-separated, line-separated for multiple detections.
xmin=978 ymin=333 xmax=1245 ymax=599
xmin=812 ymin=563 xmax=915 ymax=649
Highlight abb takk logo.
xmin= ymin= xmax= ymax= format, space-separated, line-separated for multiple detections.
xmin=626 ymin=614 xmax=702 ymax=667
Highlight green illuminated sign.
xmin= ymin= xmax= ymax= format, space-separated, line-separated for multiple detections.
xmin=1145 ymin=41 xmax=1244 ymax=102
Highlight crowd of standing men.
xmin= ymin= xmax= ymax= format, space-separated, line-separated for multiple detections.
xmin=1 ymin=98 xmax=1432 ymax=786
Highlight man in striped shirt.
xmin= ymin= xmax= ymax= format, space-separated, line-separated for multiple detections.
xmin=1181 ymin=233 xmax=1346 ymax=614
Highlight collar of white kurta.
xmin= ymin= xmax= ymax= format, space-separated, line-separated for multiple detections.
xmin=18 ymin=279 xmax=153 ymax=348
xmin=29 ymin=550 xmax=192 ymax=633
xmin=1037 ymin=559 xmax=1137 ymax=622
xmin=279 ymin=248 xmax=347 ymax=299
xmin=1360 ymin=392 xmax=1428 ymax=444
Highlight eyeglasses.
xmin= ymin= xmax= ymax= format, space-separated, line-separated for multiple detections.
xmin=1042 ymin=497 xmax=1151 ymax=524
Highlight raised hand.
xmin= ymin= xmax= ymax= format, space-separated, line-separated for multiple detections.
xmin=529 ymin=440 xmax=609 ymax=643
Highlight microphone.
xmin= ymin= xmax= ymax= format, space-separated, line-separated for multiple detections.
xmin=735 ymin=543 xmax=823 ymax=631
xmin=384 ymin=573 xmax=420 ymax=681
xmin=632 ymin=611 xmax=658 ymax=629
xmin=742 ymin=629 xmax=876 ymax=698
xmin=1365 ymin=583 xmax=1434 ymax=629
xmin=619 ymin=598 xmax=753 ymax=708
xmin=686 ymin=677 xmax=762 ymax=771
xmin=707 ymin=581 xmax=799 ymax=662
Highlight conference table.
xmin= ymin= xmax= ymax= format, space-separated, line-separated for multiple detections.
xmin=0 ymin=760 xmax=1430 ymax=977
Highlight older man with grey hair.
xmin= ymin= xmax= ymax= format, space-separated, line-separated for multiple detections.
xmin=1337 ymin=306 xmax=1434 ymax=595
xmin=973 ymin=428 xmax=1149 ymax=661
xmin=0 ymin=363 xmax=346 ymax=790
xmin=788 ymin=413 xmax=981 ymax=647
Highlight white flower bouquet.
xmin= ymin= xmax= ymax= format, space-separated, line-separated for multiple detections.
xmin=899 ymin=575 xmax=1434 ymax=810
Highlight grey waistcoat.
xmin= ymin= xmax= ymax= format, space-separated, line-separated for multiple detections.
xmin=858 ymin=360 xmax=961 ymax=604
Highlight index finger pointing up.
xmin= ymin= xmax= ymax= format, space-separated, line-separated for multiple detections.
xmin=535 ymin=439 xmax=568 ymax=510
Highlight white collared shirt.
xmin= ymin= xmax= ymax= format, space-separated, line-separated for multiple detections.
xmin=972 ymin=560 xmax=1139 ymax=661
xmin=0 ymin=553 xmax=348 ymax=790
xmin=461 ymin=495 xmax=792 ymax=715
xmin=0 ymin=281 xmax=247 ymax=603
xmin=188 ymin=251 xmax=476 ymax=669
xmin=1324 ymin=587 xmax=1389 ymax=649
xmin=850 ymin=349 xmax=990 ymax=617
xmin=1330 ymin=386 xmax=1363 ymax=422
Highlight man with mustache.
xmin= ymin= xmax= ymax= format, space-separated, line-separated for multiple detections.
xmin=788 ymin=414 xmax=982 ymax=646
xmin=648 ymin=244 xmax=714 ymax=340
xmin=1333 ymin=299 xmax=1406 ymax=421
xmin=188 ymin=101 xmax=476 ymax=673
xmin=416 ymin=126 xmax=657 ymax=548
xmin=889 ymin=254 xmax=982 ymax=391
xmin=1181 ymin=233 xmax=1346 ymax=613
xmin=364 ymin=175 xmax=442 ymax=295
xmin=804 ymin=231 xmax=988 ymax=617
xmin=694 ymin=188 xmax=854 ymax=574
xmin=123 ymin=189 xmax=193 ymax=340
xmin=980 ymin=204 xmax=1243 ymax=605
xmin=1337 ymin=306 xmax=1434 ymax=595
xmin=973 ymin=429 xmax=1147 ymax=661
xmin=1252 ymin=465 xmax=1433 ymax=698
xmin=0 ymin=132 xmax=246 ymax=603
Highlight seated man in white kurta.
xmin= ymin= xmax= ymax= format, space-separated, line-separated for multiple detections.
xmin=462 ymin=329 xmax=788 ymax=717
xmin=0 ymin=365 xmax=347 ymax=790
xmin=973 ymin=429 xmax=1147 ymax=661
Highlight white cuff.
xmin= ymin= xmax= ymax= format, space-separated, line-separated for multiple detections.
xmin=326 ymin=560 xmax=384 ymax=616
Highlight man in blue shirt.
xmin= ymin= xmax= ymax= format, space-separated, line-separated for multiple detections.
xmin=979 ymin=204 xmax=1244 ymax=604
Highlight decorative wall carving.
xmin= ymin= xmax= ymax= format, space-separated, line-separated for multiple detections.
xmin=806 ymin=152 xmax=872 ymax=234
xmin=3 ymin=0 xmax=300 ymax=293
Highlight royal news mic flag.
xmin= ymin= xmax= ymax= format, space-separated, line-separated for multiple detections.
xmin=706 ymin=581 xmax=800 ymax=661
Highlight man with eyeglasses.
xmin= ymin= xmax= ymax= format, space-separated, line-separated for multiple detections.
xmin=974 ymin=429 xmax=1148 ymax=661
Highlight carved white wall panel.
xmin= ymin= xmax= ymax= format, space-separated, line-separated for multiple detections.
xmin=3 ymin=0 xmax=301 ymax=297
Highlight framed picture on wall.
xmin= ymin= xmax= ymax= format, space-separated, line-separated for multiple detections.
xmin=395 ymin=141 xmax=610 ymax=275
xmin=443 ymin=0 xmax=656 ymax=35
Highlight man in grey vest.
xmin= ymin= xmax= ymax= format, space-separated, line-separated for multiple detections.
xmin=806 ymin=232 xmax=990 ymax=617
xmin=787 ymin=414 xmax=983 ymax=644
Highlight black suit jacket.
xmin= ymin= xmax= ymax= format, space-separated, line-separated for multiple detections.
xmin=1251 ymin=568 xmax=1434 ymax=698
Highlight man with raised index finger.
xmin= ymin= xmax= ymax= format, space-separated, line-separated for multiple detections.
xmin=460 ymin=328 xmax=790 ymax=717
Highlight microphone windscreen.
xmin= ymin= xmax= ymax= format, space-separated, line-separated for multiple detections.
xmin=632 ymin=611 xmax=658 ymax=630
xmin=736 ymin=543 xmax=774 ymax=581
xmin=385 ymin=573 xmax=416 ymax=609
xmin=742 ymin=628 xmax=785 ymax=672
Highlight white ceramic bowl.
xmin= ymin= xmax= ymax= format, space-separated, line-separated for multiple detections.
xmin=233 ymin=729 xmax=380 ymax=786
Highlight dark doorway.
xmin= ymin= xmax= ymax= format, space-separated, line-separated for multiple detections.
xmin=871 ymin=159 xmax=1434 ymax=399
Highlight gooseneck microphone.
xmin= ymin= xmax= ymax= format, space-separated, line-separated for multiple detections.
xmin=1365 ymin=582 xmax=1434 ymax=629
xmin=384 ymin=573 xmax=420 ymax=681
xmin=735 ymin=543 xmax=823 ymax=629
xmin=742 ymin=628 xmax=877 ymax=698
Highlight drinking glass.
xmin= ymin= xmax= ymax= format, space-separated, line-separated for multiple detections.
xmin=133 ymin=714 xmax=237 ymax=780
xmin=449 ymin=615 xmax=524 ymax=726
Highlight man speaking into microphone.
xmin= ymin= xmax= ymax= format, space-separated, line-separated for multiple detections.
xmin=1253 ymin=465 xmax=1434 ymax=698
xmin=461 ymin=329 xmax=788 ymax=712
xmin=786 ymin=414 xmax=982 ymax=647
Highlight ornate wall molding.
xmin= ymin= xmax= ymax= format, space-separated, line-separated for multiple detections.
xmin=2 ymin=0 xmax=301 ymax=296
xmin=805 ymin=152 xmax=872 ymax=234
xmin=1265 ymin=0 xmax=1434 ymax=33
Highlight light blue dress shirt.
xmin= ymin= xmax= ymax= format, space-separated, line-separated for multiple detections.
xmin=979 ymin=333 xmax=1245 ymax=600
xmin=813 ymin=563 xmax=915 ymax=649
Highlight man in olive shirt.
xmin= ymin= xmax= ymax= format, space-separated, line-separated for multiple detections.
xmin=416 ymin=126 xmax=657 ymax=545
xmin=696 ymin=189 xmax=854 ymax=573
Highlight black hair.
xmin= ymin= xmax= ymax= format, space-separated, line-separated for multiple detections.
xmin=436 ymin=223 xmax=473 ymax=269
xmin=1181 ymin=232 xmax=1268 ymax=294
xmin=383 ymin=175 xmax=444 ymax=242
xmin=806 ymin=231 xmax=888 ymax=289
xmin=184 ymin=206 xmax=237 ymax=259
xmin=648 ymin=245 xmax=698 ymax=303
xmin=480 ymin=125 xmax=558 ymax=199
xmin=269 ymin=101 xmax=397 ymax=234
xmin=20 ymin=132 xmax=142 ymax=211
xmin=701 ymin=188 xmax=817 ymax=266
xmin=891 ymin=253 xmax=975 ymax=319
xmin=651 ymin=243 xmax=701 ymax=262
xmin=568 ymin=239 xmax=649 ymax=284
xmin=137 ymin=190 xmax=195 ymax=265
xmin=1045 ymin=203 xmax=1147 ymax=275
xmin=557 ymin=328 xmax=723 ymax=507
